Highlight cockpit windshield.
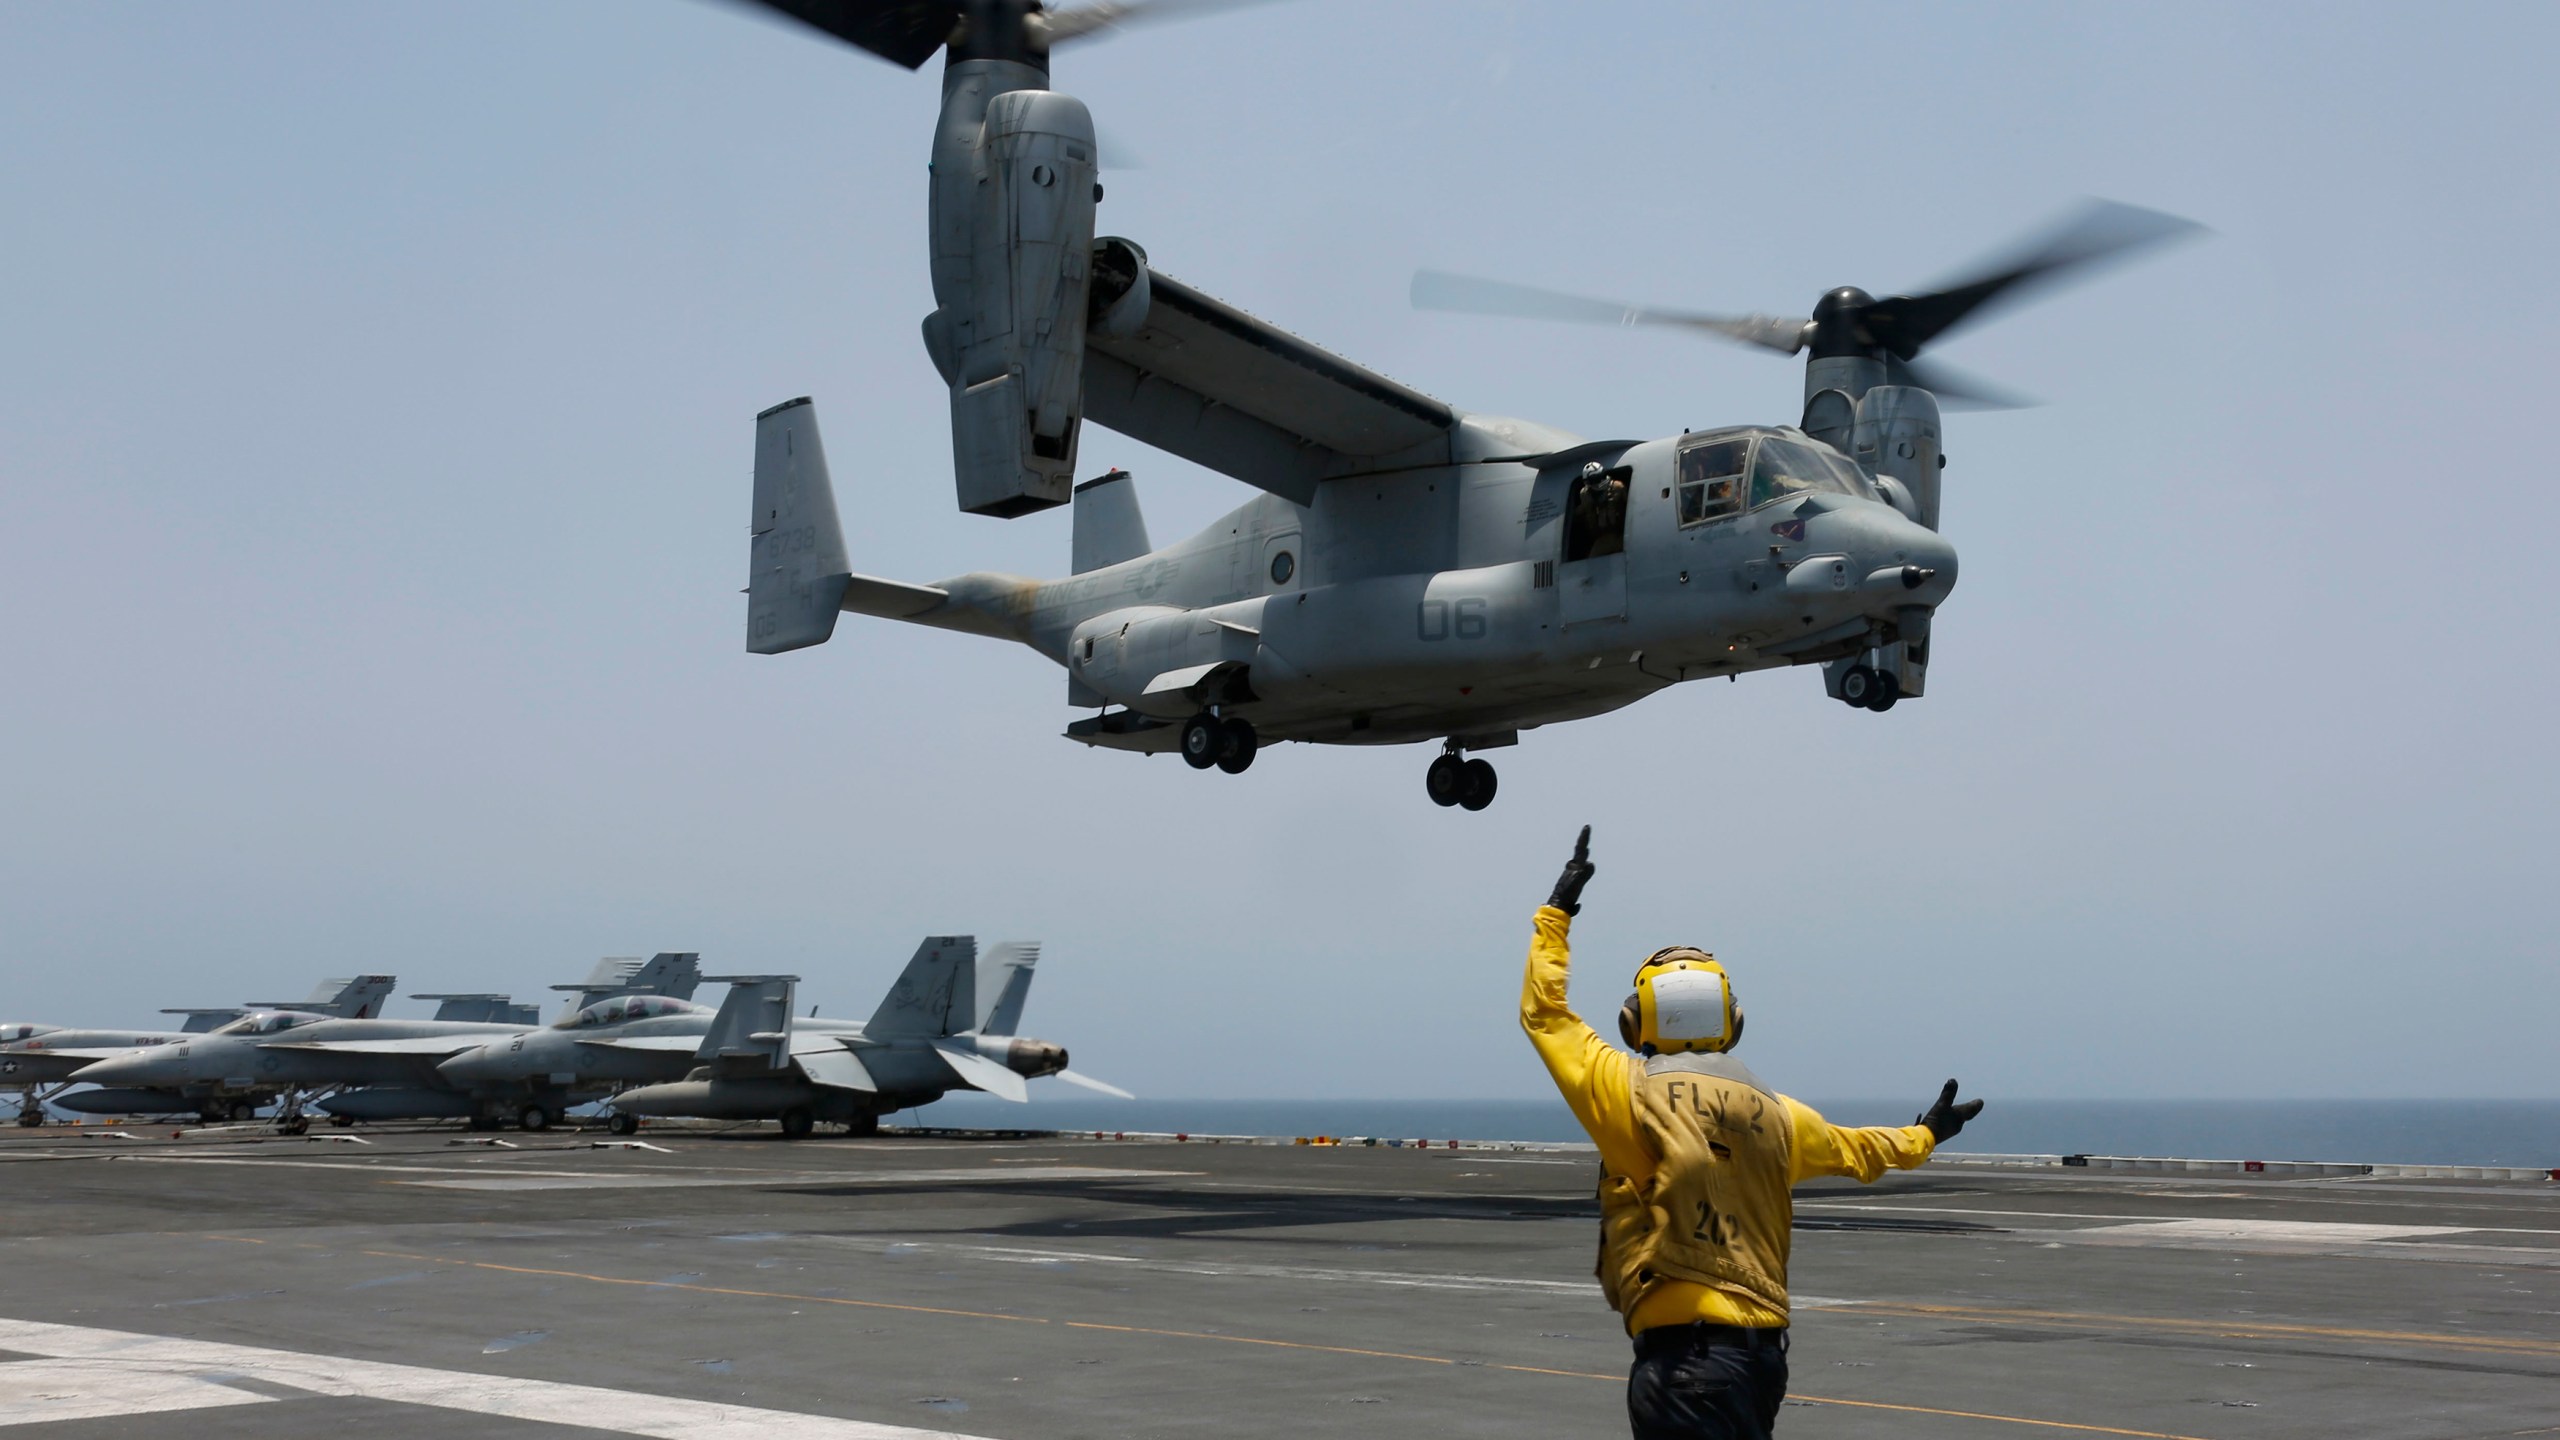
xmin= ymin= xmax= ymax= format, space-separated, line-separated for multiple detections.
xmin=0 ymin=1024 xmax=58 ymax=1044
xmin=209 ymin=1010 xmax=324 ymax=1037
xmin=551 ymin=995 xmax=704 ymax=1031
xmin=1746 ymin=435 xmax=1870 ymax=508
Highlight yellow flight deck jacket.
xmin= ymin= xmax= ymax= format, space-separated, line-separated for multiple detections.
xmin=1520 ymin=906 xmax=1938 ymax=1333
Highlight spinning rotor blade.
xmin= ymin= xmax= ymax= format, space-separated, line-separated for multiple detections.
xmin=735 ymin=0 xmax=963 ymax=68
xmin=1410 ymin=271 xmax=1811 ymax=354
xmin=1887 ymin=355 xmax=2032 ymax=413
xmin=1854 ymin=199 xmax=2204 ymax=359
xmin=1036 ymin=0 xmax=1293 ymax=47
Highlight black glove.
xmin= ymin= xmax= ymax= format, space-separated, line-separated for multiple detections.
xmin=1548 ymin=825 xmax=1596 ymax=915
xmin=1917 ymin=1079 xmax=1983 ymax=1143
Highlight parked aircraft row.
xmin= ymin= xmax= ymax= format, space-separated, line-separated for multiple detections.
xmin=0 ymin=940 xmax=1123 ymax=1136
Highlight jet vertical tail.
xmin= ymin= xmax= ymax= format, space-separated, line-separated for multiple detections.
xmin=1071 ymin=470 xmax=1151 ymax=573
xmin=748 ymin=398 xmax=851 ymax=655
xmin=696 ymin=976 xmax=797 ymax=1070
xmin=247 ymin=976 xmax=396 ymax=1019
xmin=864 ymin=936 xmax=978 ymax=1038
xmin=624 ymin=952 xmax=703 ymax=1001
xmin=976 ymin=942 xmax=1041 ymax=1037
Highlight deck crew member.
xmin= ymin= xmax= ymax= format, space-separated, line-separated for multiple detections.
xmin=1520 ymin=826 xmax=1982 ymax=1439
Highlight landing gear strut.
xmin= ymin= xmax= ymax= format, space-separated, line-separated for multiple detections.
xmin=1425 ymin=746 xmax=1498 ymax=811
xmin=1839 ymin=665 xmax=1900 ymax=712
xmin=1181 ymin=712 xmax=1258 ymax=774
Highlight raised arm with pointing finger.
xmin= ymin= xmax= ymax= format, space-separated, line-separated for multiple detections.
xmin=1518 ymin=825 xmax=1982 ymax=1440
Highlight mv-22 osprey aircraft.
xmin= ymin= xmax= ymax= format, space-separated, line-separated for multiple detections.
xmin=736 ymin=1 xmax=2196 ymax=809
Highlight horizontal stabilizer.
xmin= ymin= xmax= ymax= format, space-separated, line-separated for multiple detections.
xmin=930 ymin=1039 xmax=1029 ymax=1102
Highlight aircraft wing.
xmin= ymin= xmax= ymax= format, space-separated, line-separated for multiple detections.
xmin=797 ymin=1047 xmax=877 ymax=1094
xmin=1084 ymin=264 xmax=1457 ymax=506
xmin=265 ymin=1037 xmax=486 ymax=1057
xmin=584 ymin=1035 xmax=710 ymax=1053
xmin=14 ymin=1047 xmax=148 ymax=1061
xmin=928 ymin=1040 xmax=1029 ymax=1103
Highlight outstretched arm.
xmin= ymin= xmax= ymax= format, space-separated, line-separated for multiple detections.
xmin=1519 ymin=828 xmax=1643 ymax=1173
xmin=1787 ymin=1082 xmax=1984 ymax=1184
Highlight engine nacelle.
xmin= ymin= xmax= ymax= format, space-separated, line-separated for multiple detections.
xmin=1848 ymin=385 xmax=1943 ymax=530
xmin=925 ymin=84 xmax=1099 ymax=519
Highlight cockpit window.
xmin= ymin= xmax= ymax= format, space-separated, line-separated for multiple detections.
xmin=1747 ymin=437 xmax=1867 ymax=509
xmin=553 ymin=995 xmax=701 ymax=1030
xmin=0 ymin=1024 xmax=51 ymax=1043
xmin=1675 ymin=437 xmax=1750 ymax=526
xmin=211 ymin=1011 xmax=321 ymax=1037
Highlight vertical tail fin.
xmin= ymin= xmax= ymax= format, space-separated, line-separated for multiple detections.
xmin=976 ymin=942 xmax=1041 ymax=1036
xmin=748 ymin=398 xmax=851 ymax=654
xmin=1071 ymin=470 xmax=1151 ymax=573
xmin=624 ymin=952 xmax=703 ymax=1001
xmin=249 ymin=976 xmax=396 ymax=1019
xmin=696 ymin=976 xmax=797 ymax=1069
xmin=864 ymin=936 xmax=978 ymax=1038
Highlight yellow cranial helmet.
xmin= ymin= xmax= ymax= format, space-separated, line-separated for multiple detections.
xmin=1617 ymin=946 xmax=1742 ymax=1055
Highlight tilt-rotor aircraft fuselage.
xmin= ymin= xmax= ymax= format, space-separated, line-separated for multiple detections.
xmin=738 ymin=0 xmax=2193 ymax=809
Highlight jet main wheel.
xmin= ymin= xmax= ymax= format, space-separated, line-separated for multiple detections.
xmin=16 ymin=1108 xmax=44 ymax=1128
xmin=607 ymin=1112 xmax=639 ymax=1137
xmin=517 ymin=1104 xmax=554 ymax=1133
xmin=1179 ymin=712 xmax=1226 ymax=769
xmin=1457 ymin=758 xmax=1499 ymax=811
xmin=778 ymin=1107 xmax=815 ymax=1140
xmin=845 ymin=1113 xmax=881 ymax=1138
xmin=226 ymin=1100 xmax=255 ymax=1124
xmin=1215 ymin=718 xmax=1258 ymax=774
xmin=1425 ymin=753 xmax=1468 ymax=806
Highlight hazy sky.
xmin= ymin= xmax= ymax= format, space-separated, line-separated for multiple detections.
xmin=4 ymin=3 xmax=2555 ymax=1102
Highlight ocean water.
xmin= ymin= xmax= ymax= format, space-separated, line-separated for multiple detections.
xmin=901 ymin=1095 xmax=2560 ymax=1169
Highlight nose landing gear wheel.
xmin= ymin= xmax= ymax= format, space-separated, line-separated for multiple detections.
xmin=1179 ymin=713 xmax=1222 ymax=769
xmin=608 ymin=1112 xmax=639 ymax=1137
xmin=778 ymin=1107 xmax=815 ymax=1140
xmin=1215 ymin=718 xmax=1258 ymax=774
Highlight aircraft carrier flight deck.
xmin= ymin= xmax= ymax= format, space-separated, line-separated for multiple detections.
xmin=2 ymin=1124 xmax=2553 ymax=1439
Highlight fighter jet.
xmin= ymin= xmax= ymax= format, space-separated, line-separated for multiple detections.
xmin=69 ymin=956 xmax=702 ymax=1131
xmin=600 ymin=942 xmax=1128 ymax=1138
xmin=4 ymin=976 xmax=395 ymax=1127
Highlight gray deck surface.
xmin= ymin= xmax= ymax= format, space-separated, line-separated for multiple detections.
xmin=1 ymin=1123 xmax=2554 ymax=1438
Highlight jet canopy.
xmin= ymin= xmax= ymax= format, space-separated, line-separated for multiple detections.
xmin=552 ymin=995 xmax=706 ymax=1031
xmin=207 ymin=1010 xmax=327 ymax=1037
xmin=0 ymin=1024 xmax=62 ymax=1044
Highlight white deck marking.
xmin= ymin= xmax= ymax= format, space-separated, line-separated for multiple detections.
xmin=407 ymin=1164 xmax=1195 ymax=1192
xmin=0 ymin=1318 xmax=998 ymax=1438
xmin=0 ymin=1358 xmax=270 ymax=1427
xmin=2069 ymin=1218 xmax=2475 ymax=1244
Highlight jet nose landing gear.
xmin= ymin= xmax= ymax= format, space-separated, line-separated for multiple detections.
xmin=1426 ymin=746 xmax=1498 ymax=811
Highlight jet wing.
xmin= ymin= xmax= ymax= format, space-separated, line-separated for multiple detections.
xmin=928 ymin=1040 xmax=1029 ymax=1103
xmin=583 ymin=1035 xmax=710 ymax=1053
xmin=1084 ymin=265 xmax=1456 ymax=505
xmin=265 ymin=1037 xmax=487 ymax=1056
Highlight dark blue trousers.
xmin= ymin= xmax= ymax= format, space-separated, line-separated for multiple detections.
xmin=1626 ymin=1324 xmax=1790 ymax=1439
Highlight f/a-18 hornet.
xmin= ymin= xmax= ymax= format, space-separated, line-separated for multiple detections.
xmin=3 ymin=976 xmax=395 ymax=1127
xmin=733 ymin=1 xmax=2196 ymax=809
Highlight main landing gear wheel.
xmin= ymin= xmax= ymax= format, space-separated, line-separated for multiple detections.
xmin=779 ymin=1107 xmax=815 ymax=1140
xmin=226 ymin=1100 xmax=255 ymax=1124
xmin=518 ymin=1104 xmax=554 ymax=1133
xmin=608 ymin=1112 xmax=639 ymax=1137
xmin=1427 ymin=753 xmax=1500 ymax=810
xmin=1179 ymin=713 xmax=1221 ymax=769
xmin=17 ymin=1107 xmax=45 ymax=1128
xmin=1214 ymin=717 xmax=1258 ymax=774
xmin=845 ymin=1113 xmax=881 ymax=1138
